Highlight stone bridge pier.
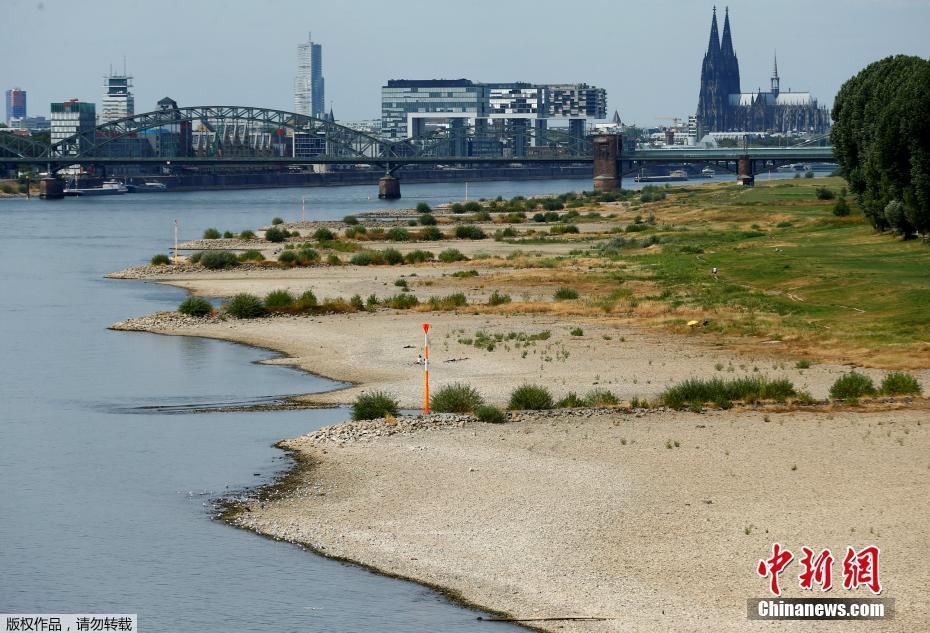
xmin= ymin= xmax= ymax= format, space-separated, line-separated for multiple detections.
xmin=737 ymin=155 xmax=755 ymax=187
xmin=592 ymin=134 xmax=622 ymax=191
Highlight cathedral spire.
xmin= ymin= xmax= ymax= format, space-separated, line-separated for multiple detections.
xmin=707 ymin=6 xmax=720 ymax=55
xmin=771 ymin=51 xmax=780 ymax=96
xmin=721 ymin=7 xmax=735 ymax=56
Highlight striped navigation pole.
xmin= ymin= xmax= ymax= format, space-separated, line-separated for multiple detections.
xmin=174 ymin=219 xmax=179 ymax=265
xmin=423 ymin=322 xmax=431 ymax=414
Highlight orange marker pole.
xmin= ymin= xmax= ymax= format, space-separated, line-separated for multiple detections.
xmin=423 ymin=323 xmax=430 ymax=414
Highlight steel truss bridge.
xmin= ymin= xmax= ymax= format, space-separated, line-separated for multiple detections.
xmin=0 ymin=105 xmax=834 ymax=176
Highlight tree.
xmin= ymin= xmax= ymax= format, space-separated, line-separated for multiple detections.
xmin=831 ymin=56 xmax=930 ymax=239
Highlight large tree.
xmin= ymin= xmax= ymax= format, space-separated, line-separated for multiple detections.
xmin=831 ymin=55 xmax=930 ymax=238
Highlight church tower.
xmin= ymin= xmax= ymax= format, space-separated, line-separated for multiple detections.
xmin=696 ymin=7 xmax=727 ymax=133
xmin=770 ymin=52 xmax=780 ymax=96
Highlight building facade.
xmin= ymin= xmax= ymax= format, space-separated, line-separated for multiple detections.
xmin=696 ymin=8 xmax=829 ymax=134
xmin=380 ymin=79 xmax=607 ymax=140
xmin=101 ymin=72 xmax=135 ymax=123
xmin=5 ymin=88 xmax=27 ymax=125
xmin=51 ymin=100 xmax=96 ymax=155
xmin=294 ymin=35 xmax=324 ymax=117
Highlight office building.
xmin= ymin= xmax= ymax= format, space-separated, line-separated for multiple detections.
xmin=294 ymin=34 xmax=324 ymax=117
xmin=101 ymin=71 xmax=134 ymax=123
xmin=5 ymin=88 xmax=27 ymax=125
xmin=51 ymin=100 xmax=96 ymax=155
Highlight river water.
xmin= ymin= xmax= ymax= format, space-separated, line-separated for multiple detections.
xmin=0 ymin=173 xmax=800 ymax=631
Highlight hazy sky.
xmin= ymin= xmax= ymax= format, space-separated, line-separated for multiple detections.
xmin=3 ymin=0 xmax=928 ymax=125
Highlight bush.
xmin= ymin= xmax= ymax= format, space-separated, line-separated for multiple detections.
xmin=150 ymin=253 xmax=170 ymax=266
xmin=815 ymin=187 xmax=836 ymax=200
xmin=804 ymin=170 xmax=814 ymax=178
xmin=264 ymin=289 xmax=295 ymax=309
xmin=238 ymin=249 xmax=264 ymax=262
xmin=296 ymin=248 xmax=320 ymax=265
xmin=343 ymin=215 xmax=359 ymax=225
xmin=833 ymin=197 xmax=851 ymax=217
xmin=383 ymin=248 xmax=404 ymax=265
xmin=660 ymin=376 xmax=797 ymax=409
xmin=271 ymin=217 xmax=284 ymax=225
xmin=177 ymin=296 xmax=213 ymax=317
xmin=542 ymin=199 xmax=564 ymax=211
xmin=554 ymin=287 xmax=579 ymax=301
xmin=327 ymin=254 xmax=341 ymax=266
xmin=494 ymin=227 xmax=517 ymax=240
xmin=313 ymin=227 xmax=335 ymax=241
xmin=429 ymin=292 xmax=468 ymax=310
xmin=296 ymin=290 xmax=318 ymax=309
xmin=419 ymin=213 xmax=437 ymax=226
xmin=532 ymin=213 xmax=546 ymax=222
xmin=350 ymin=294 xmax=365 ymax=311
xmin=556 ymin=392 xmax=586 ymax=408
xmin=880 ymin=371 xmax=922 ymax=396
xmin=438 ymin=248 xmax=468 ymax=263
xmin=351 ymin=391 xmax=399 ymax=421
xmin=829 ymin=372 xmax=877 ymax=399
xmin=431 ymin=382 xmax=484 ymax=413
xmin=225 ymin=293 xmax=265 ymax=319
xmin=202 ymin=228 xmax=221 ymax=239
xmin=415 ymin=202 xmax=432 ymax=213
xmin=385 ymin=293 xmax=419 ymax=309
xmin=584 ymin=389 xmax=619 ymax=407
xmin=386 ymin=227 xmax=410 ymax=241
xmin=454 ymin=225 xmax=486 ymax=240
xmin=264 ymin=226 xmax=288 ymax=242
xmin=223 ymin=231 xmax=234 ymax=239
xmin=475 ymin=404 xmax=507 ymax=423
xmin=200 ymin=250 xmax=240 ymax=270
xmin=487 ymin=290 xmax=511 ymax=306
xmin=418 ymin=226 xmax=443 ymax=241
xmin=189 ymin=251 xmax=204 ymax=263
xmin=570 ymin=327 xmax=583 ymax=336
xmin=470 ymin=210 xmax=492 ymax=222
xmin=278 ymin=250 xmax=298 ymax=265
xmin=350 ymin=252 xmax=374 ymax=266
xmin=508 ymin=384 xmax=554 ymax=410
xmin=405 ymin=249 xmax=434 ymax=264
xmin=550 ymin=224 xmax=579 ymax=235
xmin=463 ymin=201 xmax=481 ymax=213
xmin=450 ymin=203 xmax=465 ymax=213
xmin=239 ymin=230 xmax=256 ymax=240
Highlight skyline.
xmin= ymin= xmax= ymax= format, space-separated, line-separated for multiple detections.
xmin=2 ymin=0 xmax=929 ymax=126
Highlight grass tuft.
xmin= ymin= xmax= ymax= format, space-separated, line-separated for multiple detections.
xmin=431 ymin=383 xmax=484 ymax=413
xmin=351 ymin=391 xmax=399 ymax=421
xmin=508 ymin=384 xmax=554 ymax=410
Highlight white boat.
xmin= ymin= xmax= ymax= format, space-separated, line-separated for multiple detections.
xmin=701 ymin=167 xmax=715 ymax=178
xmin=127 ymin=181 xmax=167 ymax=193
xmin=63 ymin=179 xmax=128 ymax=196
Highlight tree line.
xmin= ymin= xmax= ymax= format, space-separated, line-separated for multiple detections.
xmin=831 ymin=55 xmax=930 ymax=240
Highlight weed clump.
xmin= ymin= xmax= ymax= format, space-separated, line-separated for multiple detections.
xmin=438 ymin=248 xmax=468 ymax=263
xmin=150 ymin=253 xmax=170 ymax=265
xmin=431 ymin=383 xmax=484 ymax=413
xmin=508 ymin=384 xmax=554 ymax=410
xmin=238 ymin=249 xmax=264 ymax=262
xmin=351 ymin=391 xmax=399 ymax=421
xmin=475 ymin=404 xmax=507 ymax=423
xmin=488 ymin=290 xmax=511 ymax=306
xmin=177 ymin=296 xmax=212 ymax=317
xmin=879 ymin=372 xmax=921 ymax=396
xmin=829 ymin=372 xmax=877 ymax=400
xmin=264 ymin=289 xmax=295 ymax=309
xmin=660 ymin=376 xmax=796 ymax=409
xmin=202 ymin=228 xmax=221 ymax=239
xmin=225 ymin=293 xmax=266 ymax=319
xmin=264 ymin=226 xmax=288 ymax=242
xmin=554 ymin=287 xmax=579 ymax=301
xmin=200 ymin=251 xmax=240 ymax=270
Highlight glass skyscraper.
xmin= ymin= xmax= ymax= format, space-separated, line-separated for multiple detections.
xmin=294 ymin=35 xmax=324 ymax=117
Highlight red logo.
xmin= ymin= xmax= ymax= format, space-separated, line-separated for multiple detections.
xmin=756 ymin=544 xmax=882 ymax=595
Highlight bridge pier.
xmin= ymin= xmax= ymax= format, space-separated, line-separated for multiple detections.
xmin=592 ymin=134 xmax=622 ymax=191
xmin=40 ymin=177 xmax=64 ymax=199
xmin=737 ymin=155 xmax=755 ymax=187
xmin=378 ymin=174 xmax=401 ymax=199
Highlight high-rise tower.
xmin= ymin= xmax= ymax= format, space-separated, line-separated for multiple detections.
xmin=101 ymin=68 xmax=134 ymax=123
xmin=294 ymin=34 xmax=324 ymax=117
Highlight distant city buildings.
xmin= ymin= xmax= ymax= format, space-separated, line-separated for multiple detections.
xmin=380 ymin=79 xmax=607 ymax=140
xmin=51 ymin=100 xmax=96 ymax=155
xmin=294 ymin=34 xmax=324 ymax=117
xmin=101 ymin=70 xmax=135 ymax=123
xmin=696 ymin=8 xmax=829 ymax=134
xmin=5 ymin=87 xmax=27 ymax=125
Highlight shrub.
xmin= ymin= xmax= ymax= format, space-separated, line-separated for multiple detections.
xmin=343 ymin=215 xmax=359 ymax=225
xmin=385 ymin=293 xmax=419 ymax=309
xmin=550 ymin=224 xmax=579 ymax=235
xmin=238 ymin=249 xmax=264 ymax=262
xmin=542 ymin=199 xmax=564 ymax=211
xmin=584 ymin=389 xmax=619 ymax=407
xmin=556 ymin=392 xmax=586 ymax=408
xmin=470 ymin=210 xmax=492 ymax=222
xmin=264 ymin=226 xmax=287 ymax=242
xmin=405 ymin=249 xmax=434 ymax=264
xmin=150 ymin=253 xmax=170 ymax=265
xmin=223 ymin=231 xmax=234 ymax=239
xmin=494 ymin=227 xmax=517 ymax=240
xmin=202 ymin=228 xmax=221 ymax=239
xmin=532 ymin=213 xmax=546 ymax=222
xmin=452 ymin=269 xmax=479 ymax=278
xmin=327 ymin=254 xmax=341 ymax=266
xmin=833 ymin=197 xmax=851 ymax=217
xmin=431 ymin=382 xmax=484 ymax=413
xmin=660 ymin=376 xmax=797 ymax=409
xmin=488 ymin=290 xmax=511 ymax=306
xmin=880 ymin=372 xmax=921 ymax=396
xmin=278 ymin=250 xmax=298 ymax=265
xmin=189 ymin=251 xmax=204 ymax=263
xmin=386 ymin=227 xmax=410 ymax=241
xmin=508 ymin=384 xmax=554 ymax=410
xmin=419 ymin=213 xmax=437 ymax=226
xmin=815 ymin=187 xmax=835 ymax=200
xmin=554 ymin=287 xmax=579 ymax=301
xmin=264 ymin=289 xmax=295 ymax=309
xmin=438 ymin=248 xmax=468 ymax=263
xmin=463 ymin=201 xmax=481 ymax=212
xmin=383 ymin=248 xmax=404 ymax=265
xmin=455 ymin=225 xmax=486 ymax=240
xmin=450 ymin=203 xmax=465 ymax=213
xmin=313 ymin=227 xmax=335 ymax=241
xmin=418 ymin=226 xmax=443 ymax=241
xmin=350 ymin=251 xmax=374 ymax=266
xmin=350 ymin=294 xmax=365 ymax=311
xmin=415 ymin=202 xmax=432 ymax=213
xmin=351 ymin=391 xmax=399 ymax=421
xmin=225 ymin=293 xmax=266 ymax=319
xmin=475 ymin=404 xmax=507 ymax=423
xmin=429 ymin=293 xmax=468 ymax=310
xmin=178 ymin=296 xmax=213 ymax=317
xmin=570 ymin=327 xmax=584 ymax=336
xmin=295 ymin=290 xmax=318 ymax=309
xmin=271 ymin=217 xmax=284 ymax=225
xmin=239 ymin=230 xmax=256 ymax=240
xmin=804 ymin=170 xmax=814 ymax=178
xmin=200 ymin=250 xmax=240 ymax=270
xmin=296 ymin=248 xmax=320 ymax=265
xmin=829 ymin=372 xmax=877 ymax=399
